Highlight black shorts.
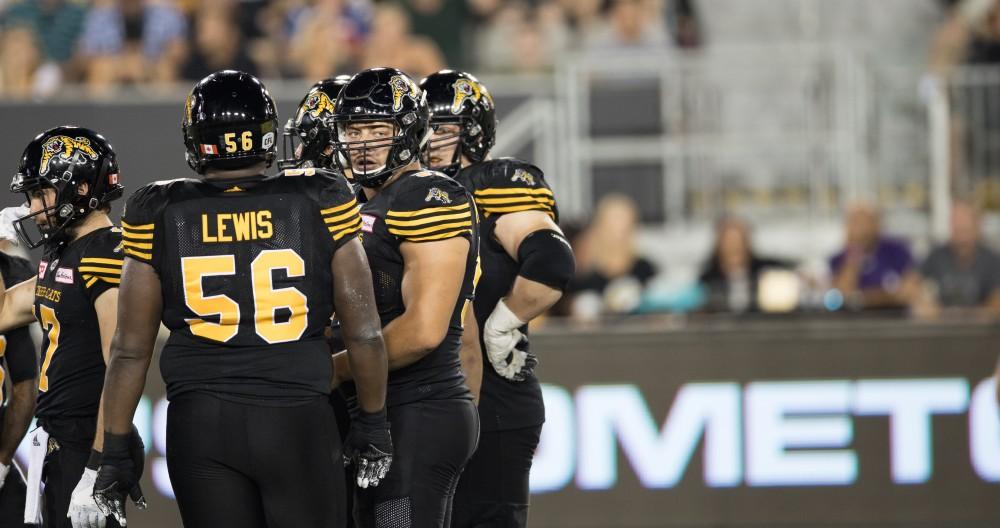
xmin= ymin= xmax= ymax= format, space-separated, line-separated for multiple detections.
xmin=451 ymin=426 xmax=542 ymax=528
xmin=38 ymin=417 xmax=121 ymax=528
xmin=354 ymin=398 xmax=479 ymax=528
xmin=166 ymin=393 xmax=346 ymax=528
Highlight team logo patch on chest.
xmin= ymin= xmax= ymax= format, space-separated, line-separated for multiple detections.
xmin=425 ymin=188 xmax=452 ymax=204
xmin=511 ymin=168 xmax=535 ymax=186
xmin=55 ymin=267 xmax=74 ymax=284
xmin=38 ymin=261 xmax=48 ymax=279
xmin=361 ymin=214 xmax=376 ymax=233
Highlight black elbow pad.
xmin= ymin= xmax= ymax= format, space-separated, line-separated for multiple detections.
xmin=517 ymin=229 xmax=575 ymax=291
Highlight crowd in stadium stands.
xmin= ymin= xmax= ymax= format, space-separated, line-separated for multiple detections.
xmin=0 ymin=0 xmax=701 ymax=99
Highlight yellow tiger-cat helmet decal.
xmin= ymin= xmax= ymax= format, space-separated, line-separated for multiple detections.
xmin=39 ymin=136 xmax=99 ymax=176
xmin=390 ymin=75 xmax=420 ymax=112
xmin=304 ymin=90 xmax=336 ymax=118
xmin=451 ymin=78 xmax=483 ymax=115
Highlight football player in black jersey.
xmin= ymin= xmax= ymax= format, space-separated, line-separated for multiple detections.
xmin=93 ymin=70 xmax=391 ymax=528
xmin=280 ymin=75 xmax=353 ymax=171
xmin=325 ymin=67 xmax=480 ymax=528
xmin=420 ymin=70 xmax=575 ymax=528
xmin=0 ymin=228 xmax=38 ymax=528
xmin=0 ymin=126 xmax=134 ymax=528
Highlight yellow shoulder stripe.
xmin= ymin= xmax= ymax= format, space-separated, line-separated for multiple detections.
xmin=82 ymin=274 xmax=120 ymax=286
xmin=121 ymin=221 xmax=154 ymax=231
xmin=122 ymin=230 xmax=154 ymax=240
xmin=123 ymin=240 xmax=153 ymax=250
xmin=124 ymin=248 xmax=152 ymax=261
xmin=390 ymin=221 xmax=472 ymax=237
xmin=474 ymin=195 xmax=555 ymax=206
xmin=77 ymin=266 xmax=122 ymax=275
xmin=481 ymin=204 xmax=556 ymax=217
xmin=79 ymin=258 xmax=123 ymax=266
xmin=384 ymin=210 xmax=471 ymax=228
xmin=403 ymin=229 xmax=470 ymax=243
xmin=321 ymin=199 xmax=358 ymax=216
xmin=386 ymin=202 xmax=469 ymax=219
xmin=323 ymin=207 xmax=360 ymax=226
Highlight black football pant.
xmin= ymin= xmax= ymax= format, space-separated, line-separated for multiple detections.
xmin=166 ymin=393 xmax=346 ymax=528
xmin=40 ymin=417 xmax=122 ymax=528
xmin=451 ymin=425 xmax=543 ymax=528
xmin=354 ymin=398 xmax=479 ymax=528
xmin=0 ymin=462 xmax=29 ymax=527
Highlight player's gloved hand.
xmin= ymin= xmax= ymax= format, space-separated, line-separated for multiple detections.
xmin=94 ymin=429 xmax=147 ymax=526
xmin=483 ymin=299 xmax=536 ymax=381
xmin=0 ymin=205 xmax=28 ymax=243
xmin=343 ymin=408 xmax=393 ymax=489
xmin=68 ymin=468 xmax=106 ymax=528
xmin=0 ymin=461 xmax=9 ymax=491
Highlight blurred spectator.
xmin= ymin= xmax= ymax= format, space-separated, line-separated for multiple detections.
xmin=829 ymin=202 xmax=917 ymax=310
xmin=911 ymin=200 xmax=1000 ymax=319
xmin=698 ymin=216 xmax=791 ymax=313
xmin=397 ymin=0 xmax=468 ymax=67
xmin=181 ymin=5 xmax=257 ymax=81
xmin=0 ymin=0 xmax=87 ymax=98
xmin=666 ymin=0 xmax=702 ymax=48
xmin=475 ymin=0 xmax=569 ymax=72
xmin=584 ymin=0 xmax=671 ymax=51
xmin=80 ymin=0 xmax=187 ymax=95
xmin=288 ymin=0 xmax=357 ymax=81
xmin=359 ymin=2 xmax=444 ymax=79
xmin=568 ymin=194 xmax=658 ymax=320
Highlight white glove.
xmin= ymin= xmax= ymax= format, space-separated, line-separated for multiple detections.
xmin=0 ymin=205 xmax=28 ymax=244
xmin=68 ymin=468 xmax=107 ymax=528
xmin=0 ymin=462 xmax=9 ymax=491
xmin=483 ymin=299 xmax=529 ymax=381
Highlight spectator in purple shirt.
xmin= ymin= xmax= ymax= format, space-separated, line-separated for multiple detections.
xmin=830 ymin=202 xmax=918 ymax=310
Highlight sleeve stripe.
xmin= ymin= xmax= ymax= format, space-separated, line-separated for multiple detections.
xmin=388 ymin=221 xmax=472 ymax=237
xmin=122 ymin=230 xmax=154 ymax=240
xmin=82 ymin=274 xmax=120 ymax=286
xmin=320 ymin=199 xmax=358 ymax=216
xmin=328 ymin=217 xmax=363 ymax=234
xmin=79 ymin=258 xmax=124 ymax=266
xmin=385 ymin=202 xmax=470 ymax=219
xmin=403 ymin=229 xmax=471 ymax=242
xmin=384 ymin=211 xmax=471 ymax=228
xmin=474 ymin=195 xmax=555 ymax=206
xmin=473 ymin=187 xmax=554 ymax=197
xmin=123 ymin=240 xmax=153 ymax=250
xmin=480 ymin=204 xmax=557 ymax=217
xmin=323 ymin=208 xmax=360 ymax=226
xmin=331 ymin=224 xmax=362 ymax=242
xmin=124 ymin=248 xmax=153 ymax=261
xmin=121 ymin=221 xmax=154 ymax=231
xmin=77 ymin=266 xmax=122 ymax=276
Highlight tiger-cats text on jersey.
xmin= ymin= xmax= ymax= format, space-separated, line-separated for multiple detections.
xmin=122 ymin=169 xmax=361 ymax=404
xmin=34 ymin=227 xmax=123 ymax=421
xmin=342 ymin=169 xmax=479 ymax=407
xmin=455 ymin=158 xmax=558 ymax=432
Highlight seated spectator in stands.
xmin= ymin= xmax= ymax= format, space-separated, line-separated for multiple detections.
xmin=911 ymin=200 xmax=1000 ymax=319
xmin=830 ymin=202 xmax=917 ymax=310
xmin=80 ymin=0 xmax=188 ymax=95
xmin=288 ymin=0 xmax=366 ymax=81
xmin=359 ymin=2 xmax=444 ymax=79
xmin=181 ymin=5 xmax=257 ymax=81
xmin=0 ymin=0 xmax=87 ymax=98
xmin=698 ymin=216 xmax=791 ymax=313
xmin=568 ymin=194 xmax=658 ymax=320
xmin=584 ymin=0 xmax=671 ymax=51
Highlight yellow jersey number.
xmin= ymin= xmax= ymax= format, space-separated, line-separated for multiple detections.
xmin=37 ymin=305 xmax=60 ymax=392
xmin=181 ymin=249 xmax=308 ymax=344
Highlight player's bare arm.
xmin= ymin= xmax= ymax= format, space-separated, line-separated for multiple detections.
xmin=383 ymin=236 xmax=470 ymax=369
xmin=90 ymin=287 xmax=119 ymax=453
xmin=493 ymin=210 xmax=569 ymax=320
xmin=331 ymin=237 xmax=387 ymax=414
xmin=0 ymin=276 xmax=38 ymax=333
xmin=459 ymin=305 xmax=483 ymax=404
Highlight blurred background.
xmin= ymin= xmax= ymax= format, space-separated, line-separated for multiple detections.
xmin=2 ymin=0 xmax=1000 ymax=526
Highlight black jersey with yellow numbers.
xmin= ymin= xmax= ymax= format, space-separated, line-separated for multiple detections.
xmin=349 ymin=169 xmax=478 ymax=407
xmin=455 ymin=158 xmax=558 ymax=432
xmin=33 ymin=226 xmax=123 ymax=420
xmin=0 ymin=253 xmax=37 ymax=408
xmin=121 ymin=169 xmax=362 ymax=404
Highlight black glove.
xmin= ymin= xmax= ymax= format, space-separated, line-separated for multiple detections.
xmin=343 ymin=408 xmax=393 ymax=489
xmin=93 ymin=428 xmax=147 ymax=526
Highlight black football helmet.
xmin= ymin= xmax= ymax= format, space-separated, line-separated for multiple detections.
xmin=419 ymin=70 xmax=497 ymax=177
xmin=279 ymin=75 xmax=352 ymax=170
xmin=10 ymin=126 xmax=124 ymax=249
xmin=331 ymin=68 xmax=429 ymax=188
xmin=183 ymin=70 xmax=279 ymax=174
